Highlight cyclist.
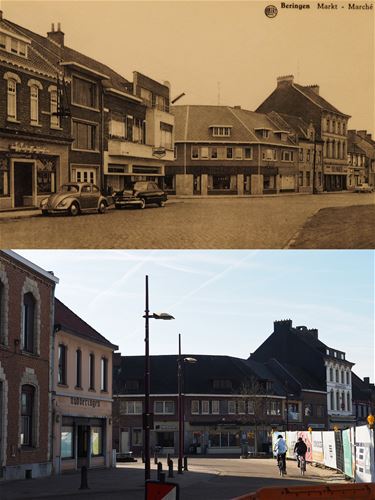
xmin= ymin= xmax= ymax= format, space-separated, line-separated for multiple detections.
xmin=273 ymin=434 xmax=288 ymax=474
xmin=294 ymin=437 xmax=307 ymax=469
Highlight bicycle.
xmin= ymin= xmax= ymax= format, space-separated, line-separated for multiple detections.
xmin=277 ymin=454 xmax=286 ymax=476
xmin=297 ymin=454 xmax=306 ymax=475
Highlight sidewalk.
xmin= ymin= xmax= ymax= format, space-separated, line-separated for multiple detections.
xmin=0 ymin=461 xmax=219 ymax=500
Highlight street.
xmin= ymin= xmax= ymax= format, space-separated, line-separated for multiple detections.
xmin=0 ymin=193 xmax=373 ymax=249
xmin=0 ymin=457 xmax=348 ymax=500
xmin=0 ymin=193 xmax=374 ymax=249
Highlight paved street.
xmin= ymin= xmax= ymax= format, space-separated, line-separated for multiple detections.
xmin=0 ymin=457 xmax=348 ymax=500
xmin=0 ymin=193 xmax=373 ymax=249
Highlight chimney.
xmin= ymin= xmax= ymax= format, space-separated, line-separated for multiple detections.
xmin=364 ymin=377 xmax=370 ymax=385
xmin=305 ymin=84 xmax=320 ymax=95
xmin=357 ymin=130 xmax=367 ymax=138
xmin=234 ymin=105 xmax=241 ymax=109
xmin=274 ymin=319 xmax=293 ymax=333
xmin=366 ymin=133 xmax=372 ymax=141
xmin=47 ymin=22 xmax=64 ymax=46
xmin=277 ymin=75 xmax=294 ymax=87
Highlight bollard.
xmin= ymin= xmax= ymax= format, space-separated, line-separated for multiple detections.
xmin=154 ymin=451 xmax=158 ymax=464
xmin=157 ymin=461 xmax=163 ymax=480
xmin=159 ymin=472 xmax=166 ymax=483
xmin=178 ymin=457 xmax=183 ymax=474
xmin=184 ymin=456 xmax=188 ymax=471
xmin=79 ymin=465 xmax=89 ymax=490
xmin=168 ymin=458 xmax=174 ymax=478
xmin=167 ymin=453 xmax=171 ymax=464
xmin=141 ymin=451 xmax=145 ymax=463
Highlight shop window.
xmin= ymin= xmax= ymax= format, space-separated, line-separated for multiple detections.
xmin=89 ymin=353 xmax=95 ymax=390
xmin=156 ymin=432 xmax=174 ymax=447
xmin=61 ymin=426 xmax=74 ymax=458
xmin=58 ymin=344 xmax=67 ymax=385
xmin=0 ymin=159 xmax=9 ymax=196
xmin=72 ymin=76 xmax=97 ymax=108
xmin=91 ymin=426 xmax=103 ymax=456
xmin=101 ymin=357 xmax=108 ymax=392
xmin=22 ymin=292 xmax=35 ymax=353
xmin=76 ymin=349 xmax=82 ymax=388
xmin=209 ymin=431 xmax=240 ymax=448
xmin=37 ymin=160 xmax=56 ymax=194
xmin=20 ymin=384 xmax=34 ymax=446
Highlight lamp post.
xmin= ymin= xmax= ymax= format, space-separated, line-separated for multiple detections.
xmin=177 ymin=333 xmax=196 ymax=474
xmin=143 ymin=275 xmax=174 ymax=482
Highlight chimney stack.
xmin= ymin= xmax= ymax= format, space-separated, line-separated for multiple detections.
xmin=366 ymin=133 xmax=372 ymax=141
xmin=306 ymin=84 xmax=320 ymax=95
xmin=364 ymin=376 xmax=370 ymax=385
xmin=47 ymin=22 xmax=64 ymax=46
xmin=357 ymin=130 xmax=367 ymax=138
xmin=274 ymin=319 xmax=293 ymax=333
xmin=277 ymin=75 xmax=294 ymax=87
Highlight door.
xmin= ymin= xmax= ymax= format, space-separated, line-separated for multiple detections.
xmin=14 ymin=162 xmax=33 ymax=207
xmin=77 ymin=425 xmax=90 ymax=467
xmin=120 ymin=430 xmax=130 ymax=453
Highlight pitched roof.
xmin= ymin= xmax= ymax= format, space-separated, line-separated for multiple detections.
xmin=172 ymin=105 xmax=297 ymax=146
xmin=268 ymin=112 xmax=313 ymax=140
xmin=293 ymin=83 xmax=350 ymax=117
xmin=2 ymin=17 xmax=132 ymax=94
xmin=54 ymin=298 xmax=117 ymax=350
xmin=114 ymin=354 xmax=286 ymax=397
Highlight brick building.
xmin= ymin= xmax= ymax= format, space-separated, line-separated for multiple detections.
xmin=347 ymin=130 xmax=375 ymax=189
xmin=169 ymin=105 xmax=299 ymax=196
xmin=256 ymin=75 xmax=351 ymax=191
xmin=0 ymin=250 xmax=59 ymax=480
xmin=0 ymin=12 xmax=71 ymax=210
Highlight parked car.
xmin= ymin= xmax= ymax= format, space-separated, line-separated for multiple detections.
xmin=40 ymin=182 xmax=108 ymax=216
xmin=354 ymin=183 xmax=374 ymax=193
xmin=113 ymin=181 xmax=167 ymax=209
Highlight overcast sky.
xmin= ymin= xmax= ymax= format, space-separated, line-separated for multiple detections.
xmin=3 ymin=0 xmax=374 ymax=133
xmin=16 ymin=249 xmax=374 ymax=381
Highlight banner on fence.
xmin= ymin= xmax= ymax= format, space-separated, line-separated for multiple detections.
xmin=286 ymin=432 xmax=297 ymax=459
xmin=297 ymin=431 xmax=312 ymax=462
xmin=323 ymin=431 xmax=336 ymax=469
xmin=312 ymin=431 xmax=324 ymax=464
xmin=355 ymin=425 xmax=375 ymax=482
xmin=342 ymin=428 xmax=353 ymax=478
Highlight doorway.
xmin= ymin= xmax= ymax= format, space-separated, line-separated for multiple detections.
xmin=120 ymin=430 xmax=130 ymax=453
xmin=14 ymin=162 xmax=33 ymax=207
xmin=77 ymin=425 xmax=90 ymax=467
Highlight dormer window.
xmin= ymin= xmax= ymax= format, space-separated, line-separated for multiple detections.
xmin=255 ymin=128 xmax=272 ymax=139
xmin=210 ymin=126 xmax=232 ymax=137
xmin=0 ymin=30 xmax=29 ymax=58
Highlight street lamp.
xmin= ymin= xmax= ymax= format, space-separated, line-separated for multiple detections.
xmin=177 ymin=333 xmax=196 ymax=474
xmin=143 ymin=275 xmax=174 ymax=482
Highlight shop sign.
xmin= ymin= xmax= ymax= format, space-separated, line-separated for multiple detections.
xmin=325 ymin=165 xmax=348 ymax=174
xmin=70 ymin=396 xmax=100 ymax=408
xmin=9 ymin=142 xmax=49 ymax=154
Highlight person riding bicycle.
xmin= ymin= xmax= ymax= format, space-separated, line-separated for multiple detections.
xmin=293 ymin=437 xmax=307 ymax=468
xmin=273 ymin=434 xmax=288 ymax=474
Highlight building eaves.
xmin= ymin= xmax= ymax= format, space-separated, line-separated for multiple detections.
xmin=293 ymin=83 xmax=350 ymax=118
xmin=1 ymin=250 xmax=59 ymax=284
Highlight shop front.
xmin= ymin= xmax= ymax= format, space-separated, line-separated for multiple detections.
xmin=323 ymin=165 xmax=348 ymax=191
xmin=53 ymin=393 xmax=113 ymax=473
xmin=0 ymin=139 xmax=69 ymax=210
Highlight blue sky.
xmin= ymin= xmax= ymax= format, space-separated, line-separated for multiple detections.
xmin=16 ymin=250 xmax=374 ymax=380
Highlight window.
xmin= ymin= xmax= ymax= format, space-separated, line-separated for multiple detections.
xmin=226 ymin=147 xmax=233 ymax=159
xmin=191 ymin=400 xmax=199 ymax=414
xmin=160 ymin=123 xmax=173 ymax=149
xmin=72 ymin=76 xmax=97 ymax=108
xmin=248 ymin=401 xmax=255 ymax=414
xmin=7 ymin=78 xmax=17 ymax=119
xmin=120 ymin=400 xmax=143 ymax=414
xmin=20 ymin=385 xmax=34 ymax=446
xmin=211 ymin=400 xmax=219 ymax=414
xmin=101 ymin=357 xmax=108 ymax=392
xmin=266 ymin=400 xmax=281 ymax=416
xmin=212 ymin=126 xmax=231 ymax=137
xmin=330 ymin=390 xmax=334 ymax=410
xmin=109 ymin=119 xmax=125 ymax=138
xmin=157 ymin=432 xmax=174 ymax=447
xmin=61 ymin=426 xmax=74 ymax=458
xmin=22 ymin=292 xmax=35 ymax=353
xmin=306 ymin=172 xmax=311 ymax=186
xmin=210 ymin=147 xmax=218 ymax=159
xmin=299 ymin=172 xmax=303 ymax=186
xmin=133 ymin=118 xmax=144 ymax=143
xmin=228 ymin=400 xmax=236 ymax=414
xmin=299 ymin=148 xmax=303 ymax=161
xmin=140 ymin=87 xmax=152 ymax=106
xmin=346 ymin=372 xmax=350 ymax=385
xmin=76 ymin=349 xmax=82 ymax=388
xmin=281 ymin=150 xmax=293 ymax=161
xmin=329 ymin=367 xmax=333 ymax=381
xmin=336 ymin=369 xmax=339 ymax=382
xmin=91 ymin=426 xmax=103 ymax=456
xmin=234 ymin=147 xmax=243 ymax=159
xmin=341 ymin=370 xmax=344 ymax=384
xmin=201 ymin=400 xmax=209 ymax=414
xmin=244 ymin=147 xmax=252 ymax=159
xmin=200 ymin=147 xmax=209 ymax=159
xmin=212 ymin=379 xmax=232 ymax=390
xmin=72 ymin=121 xmax=97 ymax=150
xmin=316 ymin=405 xmax=325 ymax=417
xmin=89 ymin=353 xmax=95 ymax=390
xmin=132 ymin=428 xmax=142 ymax=446
xmin=50 ymin=89 xmax=59 ymax=127
xmin=209 ymin=431 xmax=240 ymax=448
xmin=30 ymin=85 xmax=39 ymax=124
xmin=238 ymin=400 xmax=246 ymax=414
xmin=0 ymin=33 xmax=5 ymax=49
xmin=347 ymin=393 xmax=350 ymax=412
xmin=155 ymin=94 xmax=169 ymax=112
xmin=58 ymin=344 xmax=67 ymax=385
xmin=154 ymin=401 xmax=175 ymax=415
xmin=307 ymin=150 xmax=311 ymax=162
xmin=262 ymin=149 xmax=276 ymax=161
xmin=191 ymin=146 xmax=199 ymax=159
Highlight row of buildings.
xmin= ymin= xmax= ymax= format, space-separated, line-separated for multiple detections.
xmin=0 ymin=251 xmax=373 ymax=479
xmin=0 ymin=11 xmax=374 ymax=210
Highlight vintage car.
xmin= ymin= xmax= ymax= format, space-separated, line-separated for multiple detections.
xmin=40 ymin=182 xmax=109 ymax=216
xmin=113 ymin=181 xmax=167 ymax=209
xmin=354 ymin=183 xmax=374 ymax=193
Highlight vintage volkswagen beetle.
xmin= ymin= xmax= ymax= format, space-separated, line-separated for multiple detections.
xmin=40 ymin=182 xmax=108 ymax=216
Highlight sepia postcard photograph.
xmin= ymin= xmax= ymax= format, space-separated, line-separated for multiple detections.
xmin=0 ymin=0 xmax=373 ymax=249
